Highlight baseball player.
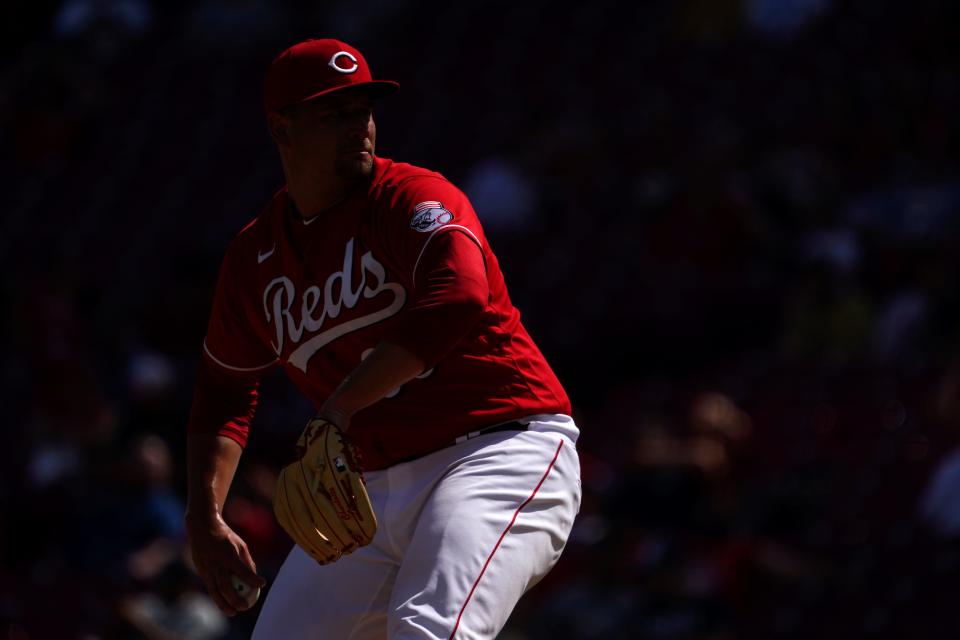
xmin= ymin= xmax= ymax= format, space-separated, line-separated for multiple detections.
xmin=184 ymin=38 xmax=582 ymax=639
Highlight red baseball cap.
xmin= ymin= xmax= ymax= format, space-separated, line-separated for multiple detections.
xmin=264 ymin=38 xmax=399 ymax=113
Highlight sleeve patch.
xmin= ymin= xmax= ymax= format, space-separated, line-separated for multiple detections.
xmin=410 ymin=201 xmax=454 ymax=233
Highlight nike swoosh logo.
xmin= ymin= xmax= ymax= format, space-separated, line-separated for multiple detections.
xmin=257 ymin=244 xmax=276 ymax=264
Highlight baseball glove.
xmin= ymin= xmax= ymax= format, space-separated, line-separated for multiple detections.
xmin=273 ymin=418 xmax=377 ymax=564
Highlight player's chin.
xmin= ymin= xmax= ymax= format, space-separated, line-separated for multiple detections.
xmin=335 ymin=151 xmax=374 ymax=179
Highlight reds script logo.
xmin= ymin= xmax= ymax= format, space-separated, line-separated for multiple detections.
xmin=262 ymin=238 xmax=405 ymax=372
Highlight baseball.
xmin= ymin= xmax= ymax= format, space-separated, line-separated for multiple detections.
xmin=230 ymin=573 xmax=261 ymax=609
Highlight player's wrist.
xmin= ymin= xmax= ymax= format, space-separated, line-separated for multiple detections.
xmin=185 ymin=502 xmax=227 ymax=530
xmin=316 ymin=403 xmax=352 ymax=431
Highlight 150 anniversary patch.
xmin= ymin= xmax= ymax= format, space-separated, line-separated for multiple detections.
xmin=410 ymin=201 xmax=454 ymax=233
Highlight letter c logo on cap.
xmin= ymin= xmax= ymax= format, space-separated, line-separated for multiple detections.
xmin=328 ymin=51 xmax=359 ymax=74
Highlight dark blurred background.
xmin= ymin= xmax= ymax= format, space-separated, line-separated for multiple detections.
xmin=3 ymin=0 xmax=960 ymax=638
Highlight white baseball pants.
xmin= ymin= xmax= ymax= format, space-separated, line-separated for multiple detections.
xmin=252 ymin=414 xmax=581 ymax=639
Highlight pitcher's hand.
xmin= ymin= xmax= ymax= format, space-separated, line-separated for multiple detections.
xmin=186 ymin=511 xmax=266 ymax=616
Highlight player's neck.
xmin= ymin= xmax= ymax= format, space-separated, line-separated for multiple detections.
xmin=287 ymin=184 xmax=352 ymax=219
xmin=283 ymin=163 xmax=358 ymax=220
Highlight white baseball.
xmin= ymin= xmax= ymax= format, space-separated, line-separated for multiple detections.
xmin=230 ymin=573 xmax=261 ymax=608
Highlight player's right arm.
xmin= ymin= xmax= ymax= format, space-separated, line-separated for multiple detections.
xmin=186 ymin=429 xmax=265 ymax=616
xmin=185 ymin=236 xmax=276 ymax=615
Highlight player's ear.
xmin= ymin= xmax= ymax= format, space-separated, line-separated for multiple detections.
xmin=267 ymin=111 xmax=292 ymax=147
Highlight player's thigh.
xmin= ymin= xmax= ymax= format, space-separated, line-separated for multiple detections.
xmin=252 ymin=544 xmax=395 ymax=640
xmin=388 ymin=431 xmax=581 ymax=640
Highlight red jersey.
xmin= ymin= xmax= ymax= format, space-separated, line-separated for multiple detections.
xmin=193 ymin=157 xmax=570 ymax=469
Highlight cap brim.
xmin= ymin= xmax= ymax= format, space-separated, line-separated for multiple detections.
xmin=290 ymin=80 xmax=400 ymax=109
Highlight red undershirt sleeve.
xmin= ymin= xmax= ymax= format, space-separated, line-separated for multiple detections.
xmin=186 ymin=357 xmax=260 ymax=448
xmin=187 ymin=236 xmax=275 ymax=449
xmin=384 ymin=230 xmax=488 ymax=368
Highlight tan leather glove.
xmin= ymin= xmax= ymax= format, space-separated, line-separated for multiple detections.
xmin=273 ymin=418 xmax=377 ymax=564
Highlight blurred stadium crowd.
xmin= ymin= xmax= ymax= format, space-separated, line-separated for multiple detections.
xmin=2 ymin=0 xmax=960 ymax=638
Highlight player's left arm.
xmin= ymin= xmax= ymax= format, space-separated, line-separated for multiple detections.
xmin=318 ymin=230 xmax=488 ymax=429
xmin=317 ymin=341 xmax=427 ymax=428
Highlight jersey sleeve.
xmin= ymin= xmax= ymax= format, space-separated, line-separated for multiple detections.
xmin=188 ymin=236 xmax=277 ymax=448
xmin=186 ymin=357 xmax=259 ymax=448
xmin=382 ymin=230 xmax=488 ymax=366
xmin=376 ymin=176 xmax=491 ymax=366
xmin=379 ymin=176 xmax=487 ymax=287
xmin=203 ymin=238 xmax=279 ymax=375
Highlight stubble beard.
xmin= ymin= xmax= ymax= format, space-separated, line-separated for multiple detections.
xmin=334 ymin=151 xmax=374 ymax=182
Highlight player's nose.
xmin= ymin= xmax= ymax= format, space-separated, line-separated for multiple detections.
xmin=341 ymin=109 xmax=372 ymax=137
